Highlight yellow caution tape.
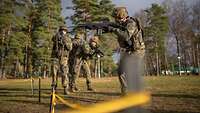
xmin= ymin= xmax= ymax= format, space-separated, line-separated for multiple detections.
xmin=55 ymin=94 xmax=84 ymax=110
xmin=24 ymin=77 xmax=150 ymax=113
xmin=41 ymin=92 xmax=83 ymax=109
xmin=65 ymin=92 xmax=150 ymax=113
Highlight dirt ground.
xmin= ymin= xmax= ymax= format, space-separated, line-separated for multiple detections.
xmin=0 ymin=76 xmax=200 ymax=113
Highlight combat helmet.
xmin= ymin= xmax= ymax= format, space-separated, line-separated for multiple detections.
xmin=59 ymin=25 xmax=68 ymax=31
xmin=113 ymin=7 xmax=128 ymax=19
xmin=75 ymin=32 xmax=83 ymax=39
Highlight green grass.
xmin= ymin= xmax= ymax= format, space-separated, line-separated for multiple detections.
xmin=144 ymin=76 xmax=200 ymax=113
xmin=0 ymin=76 xmax=200 ymax=113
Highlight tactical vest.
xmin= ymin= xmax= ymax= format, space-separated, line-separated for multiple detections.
xmin=119 ymin=17 xmax=145 ymax=52
xmin=51 ymin=33 xmax=71 ymax=59
xmin=70 ymin=38 xmax=83 ymax=58
xmin=79 ymin=41 xmax=94 ymax=60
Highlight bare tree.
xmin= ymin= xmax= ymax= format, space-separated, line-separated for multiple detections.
xmin=191 ymin=0 xmax=200 ymax=75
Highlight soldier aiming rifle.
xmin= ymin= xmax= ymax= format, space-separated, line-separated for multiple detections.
xmin=75 ymin=7 xmax=145 ymax=95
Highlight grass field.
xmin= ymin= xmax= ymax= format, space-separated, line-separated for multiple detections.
xmin=0 ymin=76 xmax=200 ymax=113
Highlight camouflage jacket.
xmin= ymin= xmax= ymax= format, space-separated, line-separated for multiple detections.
xmin=112 ymin=17 xmax=145 ymax=52
xmin=69 ymin=38 xmax=83 ymax=61
xmin=79 ymin=40 xmax=95 ymax=60
xmin=51 ymin=32 xmax=72 ymax=59
xmin=69 ymin=38 xmax=101 ymax=61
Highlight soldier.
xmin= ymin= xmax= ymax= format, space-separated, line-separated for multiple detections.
xmin=80 ymin=36 xmax=100 ymax=91
xmin=51 ymin=26 xmax=72 ymax=95
xmin=69 ymin=35 xmax=100 ymax=92
xmin=108 ymin=7 xmax=145 ymax=94
xmin=69 ymin=32 xmax=84 ymax=92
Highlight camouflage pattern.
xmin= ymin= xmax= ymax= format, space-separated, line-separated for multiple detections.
xmin=113 ymin=7 xmax=128 ymax=19
xmin=69 ymin=57 xmax=82 ymax=91
xmin=69 ymin=33 xmax=83 ymax=91
xmin=80 ymin=40 xmax=95 ymax=91
xmin=69 ymin=35 xmax=97 ymax=91
xmin=59 ymin=26 xmax=68 ymax=31
xmin=51 ymin=27 xmax=72 ymax=94
xmin=111 ymin=7 xmax=145 ymax=94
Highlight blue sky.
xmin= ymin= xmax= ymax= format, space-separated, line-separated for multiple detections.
xmin=112 ymin=0 xmax=163 ymax=16
xmin=61 ymin=0 xmax=163 ymax=26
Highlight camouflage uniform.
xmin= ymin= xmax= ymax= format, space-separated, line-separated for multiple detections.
xmin=51 ymin=26 xmax=72 ymax=94
xmin=69 ymin=33 xmax=83 ymax=91
xmin=110 ymin=7 xmax=145 ymax=94
xmin=69 ymin=35 xmax=98 ymax=91
xmin=79 ymin=38 xmax=98 ymax=91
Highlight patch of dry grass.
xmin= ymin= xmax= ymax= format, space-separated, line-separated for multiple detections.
xmin=0 ymin=76 xmax=200 ymax=113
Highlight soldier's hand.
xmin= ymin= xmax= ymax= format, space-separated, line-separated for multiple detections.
xmin=107 ymin=26 xmax=115 ymax=32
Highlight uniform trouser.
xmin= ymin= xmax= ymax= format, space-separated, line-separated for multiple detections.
xmin=71 ymin=59 xmax=92 ymax=89
xmin=51 ymin=57 xmax=69 ymax=89
xmin=69 ymin=58 xmax=82 ymax=88
xmin=118 ymin=50 xmax=145 ymax=93
xmin=82 ymin=60 xmax=92 ymax=88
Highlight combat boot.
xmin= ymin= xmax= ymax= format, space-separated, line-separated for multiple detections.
xmin=86 ymin=80 xmax=94 ymax=91
xmin=51 ymin=82 xmax=57 ymax=89
xmin=74 ymin=86 xmax=80 ymax=91
xmin=87 ymin=87 xmax=94 ymax=91
xmin=87 ymin=84 xmax=94 ymax=91
xmin=51 ymin=83 xmax=57 ymax=93
xmin=121 ymin=87 xmax=127 ymax=96
xmin=69 ymin=87 xmax=75 ymax=92
xmin=63 ymin=87 xmax=68 ymax=95
xmin=69 ymin=84 xmax=79 ymax=92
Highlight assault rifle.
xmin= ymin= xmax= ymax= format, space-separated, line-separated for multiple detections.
xmin=74 ymin=21 xmax=126 ymax=34
xmin=93 ymin=48 xmax=104 ymax=57
xmin=89 ymin=47 xmax=104 ymax=58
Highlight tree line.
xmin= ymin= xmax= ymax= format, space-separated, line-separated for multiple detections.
xmin=0 ymin=0 xmax=199 ymax=79
xmin=136 ymin=0 xmax=200 ymax=75
xmin=0 ymin=0 xmax=64 ymax=78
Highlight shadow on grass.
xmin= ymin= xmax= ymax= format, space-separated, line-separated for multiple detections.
xmin=6 ymin=99 xmax=50 ymax=106
xmin=77 ymin=91 xmax=121 ymax=96
xmin=1 ymin=96 xmax=74 ymax=112
xmin=152 ymin=93 xmax=200 ymax=99
xmin=0 ymin=91 xmax=103 ymax=105
xmin=0 ymin=88 xmax=52 ymax=99
xmin=0 ymin=88 xmax=31 ymax=91
xmin=0 ymin=88 xmax=64 ymax=97
xmin=0 ymin=94 xmax=51 ymax=99
xmin=63 ymin=95 xmax=104 ymax=103
xmin=0 ymin=88 xmax=51 ymax=91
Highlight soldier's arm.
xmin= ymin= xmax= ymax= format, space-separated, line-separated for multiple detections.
xmin=63 ymin=35 xmax=72 ymax=51
xmin=111 ymin=21 xmax=136 ymax=42
xmin=73 ymin=39 xmax=81 ymax=47
xmin=82 ymin=41 xmax=90 ymax=54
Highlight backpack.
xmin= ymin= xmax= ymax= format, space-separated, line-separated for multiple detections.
xmin=127 ymin=17 xmax=145 ymax=51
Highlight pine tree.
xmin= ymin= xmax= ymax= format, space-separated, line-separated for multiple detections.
xmin=93 ymin=0 xmax=115 ymax=21
xmin=71 ymin=0 xmax=117 ymax=76
xmin=0 ymin=0 xmax=15 ymax=78
xmin=32 ymin=0 xmax=64 ymax=77
xmin=144 ymin=4 xmax=169 ymax=75
xmin=72 ymin=0 xmax=99 ymax=24
xmin=0 ymin=0 xmax=29 ymax=77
